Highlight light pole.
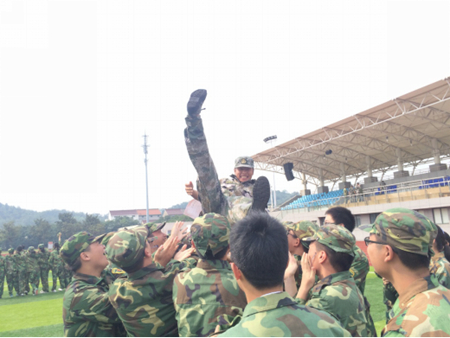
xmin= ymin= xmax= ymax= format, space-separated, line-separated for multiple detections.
xmin=142 ymin=134 xmax=149 ymax=223
xmin=263 ymin=135 xmax=278 ymax=209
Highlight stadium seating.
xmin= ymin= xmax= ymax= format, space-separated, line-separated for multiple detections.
xmin=281 ymin=190 xmax=344 ymax=211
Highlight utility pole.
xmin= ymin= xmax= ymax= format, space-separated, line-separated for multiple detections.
xmin=263 ymin=135 xmax=278 ymax=209
xmin=142 ymin=134 xmax=149 ymax=223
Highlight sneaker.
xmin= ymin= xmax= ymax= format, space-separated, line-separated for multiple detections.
xmin=24 ymin=291 xmax=28 ymax=295
xmin=9 ymin=293 xmax=13 ymax=297
xmin=187 ymin=89 xmax=207 ymax=117
xmin=52 ymin=290 xmax=57 ymax=293
xmin=58 ymin=288 xmax=63 ymax=291
xmin=20 ymin=293 xmax=24 ymax=296
xmin=251 ymin=176 xmax=271 ymax=212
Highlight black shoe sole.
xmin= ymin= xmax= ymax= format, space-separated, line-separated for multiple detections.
xmin=252 ymin=176 xmax=271 ymax=211
xmin=187 ymin=89 xmax=207 ymax=116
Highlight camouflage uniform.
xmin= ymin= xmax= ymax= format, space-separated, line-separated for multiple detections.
xmin=218 ymin=291 xmax=351 ymax=337
xmin=99 ymin=232 xmax=127 ymax=284
xmin=26 ymin=247 xmax=40 ymax=294
xmin=382 ymin=275 xmax=450 ymax=336
xmin=299 ymin=225 xmax=376 ymax=337
xmin=184 ymin=107 xmax=254 ymax=224
xmin=49 ymin=247 xmax=66 ymax=290
xmin=37 ymin=244 xmax=51 ymax=292
xmin=285 ymin=220 xmax=318 ymax=289
xmin=61 ymin=231 xmax=124 ymax=337
xmin=5 ymin=248 xmax=19 ymax=296
xmin=429 ymin=250 xmax=450 ymax=288
xmin=350 ymin=245 xmax=370 ymax=294
xmin=362 ymin=208 xmax=450 ymax=336
xmin=173 ymin=213 xmax=247 ymax=337
xmin=0 ymin=254 xmax=4 ymax=298
xmin=383 ymin=250 xmax=450 ymax=323
xmin=15 ymin=250 xmax=27 ymax=295
xmin=106 ymin=227 xmax=187 ymax=337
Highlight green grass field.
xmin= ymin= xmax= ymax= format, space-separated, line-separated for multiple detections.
xmin=0 ymin=269 xmax=387 ymax=336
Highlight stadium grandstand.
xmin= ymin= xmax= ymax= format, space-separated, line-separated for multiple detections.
xmin=253 ymin=77 xmax=450 ymax=247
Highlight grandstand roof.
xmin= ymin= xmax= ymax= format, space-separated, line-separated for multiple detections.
xmin=252 ymin=78 xmax=450 ymax=185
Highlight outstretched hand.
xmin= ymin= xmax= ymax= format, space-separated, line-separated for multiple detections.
xmin=170 ymin=221 xmax=188 ymax=242
xmin=154 ymin=236 xmax=180 ymax=268
xmin=174 ymin=244 xmax=194 ymax=261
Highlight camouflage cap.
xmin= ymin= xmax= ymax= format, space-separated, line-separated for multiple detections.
xmin=38 ymin=244 xmax=45 ymax=249
xmin=28 ymin=246 xmax=35 ymax=251
xmin=234 ymin=156 xmax=254 ymax=169
xmin=143 ymin=222 xmax=166 ymax=235
xmin=105 ymin=229 xmax=147 ymax=268
xmin=360 ymin=208 xmax=437 ymax=256
xmin=101 ymin=232 xmax=116 ymax=246
xmin=60 ymin=231 xmax=106 ymax=266
xmin=302 ymin=224 xmax=355 ymax=256
xmin=8 ymin=248 xmax=14 ymax=254
xmin=286 ymin=220 xmax=319 ymax=240
xmin=191 ymin=213 xmax=231 ymax=256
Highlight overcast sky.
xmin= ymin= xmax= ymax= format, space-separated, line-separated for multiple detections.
xmin=0 ymin=0 xmax=449 ymax=216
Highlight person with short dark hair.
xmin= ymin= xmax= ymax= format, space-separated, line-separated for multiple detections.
xmin=325 ymin=206 xmax=370 ymax=294
xmin=60 ymin=231 xmax=124 ymax=337
xmin=106 ymin=226 xmax=193 ymax=337
xmin=217 ymin=211 xmax=350 ymax=337
xmin=173 ymin=213 xmax=247 ymax=336
xmin=289 ymin=225 xmax=376 ymax=337
xmin=362 ymin=208 xmax=450 ymax=336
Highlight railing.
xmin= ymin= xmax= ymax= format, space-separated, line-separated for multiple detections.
xmin=280 ymin=175 xmax=450 ymax=216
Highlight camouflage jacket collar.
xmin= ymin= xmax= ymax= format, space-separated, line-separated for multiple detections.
xmin=396 ymin=275 xmax=439 ymax=310
xmin=229 ymin=174 xmax=255 ymax=185
xmin=312 ymin=270 xmax=353 ymax=294
xmin=243 ymin=292 xmax=296 ymax=318
xmin=73 ymin=272 xmax=108 ymax=288
xmin=127 ymin=263 xmax=162 ymax=281
xmin=197 ymin=258 xmax=232 ymax=271
xmin=431 ymin=251 xmax=445 ymax=262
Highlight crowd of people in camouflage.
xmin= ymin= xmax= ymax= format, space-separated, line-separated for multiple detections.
xmin=0 ymin=242 xmax=71 ymax=298
xmin=3 ymin=89 xmax=450 ymax=337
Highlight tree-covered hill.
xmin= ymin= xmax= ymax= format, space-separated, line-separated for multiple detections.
xmin=0 ymin=203 xmax=90 ymax=226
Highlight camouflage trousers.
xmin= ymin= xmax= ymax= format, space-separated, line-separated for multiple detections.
xmin=40 ymin=267 xmax=49 ymax=292
xmin=51 ymin=267 xmax=66 ymax=290
xmin=6 ymin=272 xmax=19 ymax=296
xmin=28 ymin=270 xmax=40 ymax=293
xmin=0 ymin=271 xmax=4 ymax=298
xmin=184 ymin=116 xmax=252 ymax=225
xmin=18 ymin=270 xmax=27 ymax=295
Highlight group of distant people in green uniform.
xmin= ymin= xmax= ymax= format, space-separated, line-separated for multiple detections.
xmin=0 ymin=242 xmax=71 ymax=298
